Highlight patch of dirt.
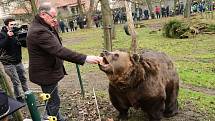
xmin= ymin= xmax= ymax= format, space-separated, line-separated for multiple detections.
xmin=62 ymin=36 xmax=88 ymax=45
xmin=147 ymin=23 xmax=163 ymax=31
xmin=144 ymin=23 xmax=163 ymax=31
xmin=59 ymin=90 xmax=207 ymax=121
xmin=180 ymin=81 xmax=215 ymax=96
xmin=175 ymin=56 xmax=215 ymax=63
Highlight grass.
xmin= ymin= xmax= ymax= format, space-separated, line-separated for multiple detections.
xmin=22 ymin=14 xmax=215 ymax=120
xmin=179 ymin=88 xmax=215 ymax=119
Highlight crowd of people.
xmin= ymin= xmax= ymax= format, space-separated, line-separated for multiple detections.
xmin=44 ymin=1 xmax=215 ymax=33
xmin=56 ymin=13 xmax=103 ymax=33
xmin=57 ymin=17 xmax=79 ymax=33
xmin=113 ymin=1 xmax=215 ymax=22
xmin=191 ymin=1 xmax=215 ymax=13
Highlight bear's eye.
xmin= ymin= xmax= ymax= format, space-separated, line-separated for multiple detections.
xmin=112 ymin=53 xmax=119 ymax=60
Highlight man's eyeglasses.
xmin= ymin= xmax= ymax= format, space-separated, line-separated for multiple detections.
xmin=9 ymin=24 xmax=15 ymax=26
xmin=45 ymin=12 xmax=57 ymax=19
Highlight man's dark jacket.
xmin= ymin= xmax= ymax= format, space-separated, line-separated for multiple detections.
xmin=0 ymin=26 xmax=24 ymax=65
xmin=27 ymin=15 xmax=87 ymax=85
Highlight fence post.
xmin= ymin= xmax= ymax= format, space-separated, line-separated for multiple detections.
xmin=75 ymin=64 xmax=85 ymax=97
xmin=25 ymin=91 xmax=41 ymax=121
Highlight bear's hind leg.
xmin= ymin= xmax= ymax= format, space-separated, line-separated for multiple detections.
xmin=144 ymin=97 xmax=165 ymax=121
xmin=117 ymin=109 xmax=129 ymax=121
xmin=164 ymin=82 xmax=179 ymax=117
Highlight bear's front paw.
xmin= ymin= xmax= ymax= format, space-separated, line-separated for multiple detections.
xmin=163 ymin=110 xmax=178 ymax=118
xmin=163 ymin=109 xmax=178 ymax=118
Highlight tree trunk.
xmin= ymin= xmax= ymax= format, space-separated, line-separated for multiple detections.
xmin=111 ymin=24 xmax=116 ymax=40
xmin=184 ymin=0 xmax=191 ymax=18
xmin=173 ymin=0 xmax=179 ymax=15
xmin=78 ymin=0 xmax=84 ymax=16
xmin=125 ymin=0 xmax=137 ymax=53
xmin=94 ymin=0 xmax=100 ymax=12
xmin=101 ymin=0 xmax=113 ymax=51
xmin=145 ymin=0 xmax=154 ymax=19
xmin=86 ymin=0 xmax=94 ymax=28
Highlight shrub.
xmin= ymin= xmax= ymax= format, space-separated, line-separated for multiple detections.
xmin=163 ymin=20 xmax=189 ymax=39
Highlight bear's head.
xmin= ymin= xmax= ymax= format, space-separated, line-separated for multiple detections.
xmin=99 ymin=50 xmax=141 ymax=82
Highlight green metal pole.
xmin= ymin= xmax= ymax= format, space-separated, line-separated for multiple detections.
xmin=75 ymin=64 xmax=85 ymax=97
xmin=25 ymin=91 xmax=41 ymax=121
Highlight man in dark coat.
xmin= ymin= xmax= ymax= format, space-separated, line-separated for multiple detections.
xmin=68 ymin=19 xmax=74 ymax=31
xmin=166 ymin=6 xmax=170 ymax=17
xmin=59 ymin=20 xmax=65 ymax=33
xmin=0 ymin=18 xmax=29 ymax=102
xmin=143 ymin=9 xmax=149 ymax=20
xmin=26 ymin=2 xmax=102 ymax=121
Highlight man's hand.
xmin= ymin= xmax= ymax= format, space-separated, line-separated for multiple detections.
xmin=7 ymin=31 xmax=14 ymax=37
xmin=85 ymin=56 xmax=103 ymax=64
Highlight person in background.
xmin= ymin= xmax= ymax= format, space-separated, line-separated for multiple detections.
xmin=161 ymin=5 xmax=166 ymax=17
xmin=143 ymin=9 xmax=149 ymax=20
xmin=155 ymin=6 xmax=161 ymax=19
xmin=0 ymin=18 xmax=29 ymax=102
xmin=179 ymin=2 xmax=184 ymax=15
xmin=59 ymin=19 xmax=65 ymax=33
xmin=73 ymin=19 xmax=78 ymax=31
xmin=166 ymin=6 xmax=170 ymax=17
xmin=68 ymin=19 xmax=74 ymax=31
xmin=64 ymin=19 xmax=69 ymax=32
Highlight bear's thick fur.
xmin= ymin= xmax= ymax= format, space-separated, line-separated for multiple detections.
xmin=99 ymin=50 xmax=179 ymax=121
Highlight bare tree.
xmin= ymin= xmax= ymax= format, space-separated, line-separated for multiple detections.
xmin=124 ymin=0 xmax=137 ymax=53
xmin=0 ymin=0 xmax=12 ymax=15
xmin=173 ymin=0 xmax=179 ymax=15
xmin=86 ymin=0 xmax=95 ymax=28
xmin=77 ymin=0 xmax=84 ymax=16
xmin=100 ymin=0 xmax=113 ymax=51
xmin=94 ymin=0 xmax=100 ymax=12
xmin=0 ymin=0 xmax=33 ymax=22
xmin=184 ymin=0 xmax=191 ymax=18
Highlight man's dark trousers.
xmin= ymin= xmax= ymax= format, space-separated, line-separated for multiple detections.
xmin=41 ymin=83 xmax=65 ymax=121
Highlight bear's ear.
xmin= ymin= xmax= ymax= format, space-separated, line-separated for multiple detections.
xmin=113 ymin=53 xmax=119 ymax=60
xmin=130 ymin=53 xmax=140 ymax=64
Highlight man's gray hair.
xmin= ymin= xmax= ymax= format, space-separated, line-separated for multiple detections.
xmin=38 ymin=2 xmax=52 ymax=13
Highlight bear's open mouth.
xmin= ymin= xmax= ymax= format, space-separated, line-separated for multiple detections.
xmin=103 ymin=57 xmax=109 ymax=64
xmin=99 ymin=57 xmax=109 ymax=67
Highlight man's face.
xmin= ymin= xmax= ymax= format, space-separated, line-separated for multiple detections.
xmin=7 ymin=21 xmax=15 ymax=30
xmin=41 ymin=8 xmax=57 ymax=27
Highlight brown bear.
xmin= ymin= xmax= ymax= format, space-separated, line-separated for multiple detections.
xmin=99 ymin=50 xmax=179 ymax=121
